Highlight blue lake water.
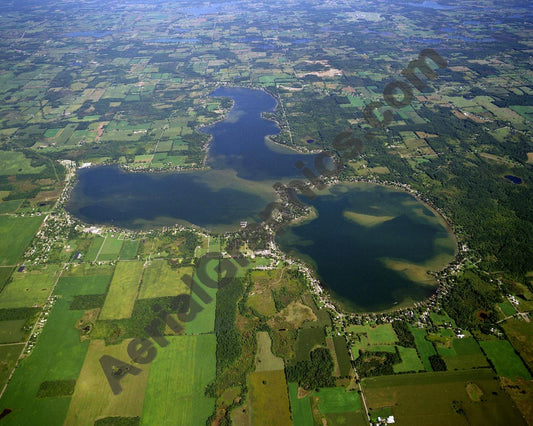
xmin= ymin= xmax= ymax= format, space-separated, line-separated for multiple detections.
xmin=277 ymin=184 xmax=456 ymax=312
xmin=67 ymin=87 xmax=456 ymax=311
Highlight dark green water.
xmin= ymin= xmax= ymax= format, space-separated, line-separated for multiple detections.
xmin=67 ymin=87 xmax=456 ymax=311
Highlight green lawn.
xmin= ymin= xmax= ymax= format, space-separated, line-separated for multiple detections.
xmin=480 ymin=340 xmax=531 ymax=380
xmin=141 ymin=334 xmax=216 ymax=425
xmin=429 ymin=311 xmax=455 ymax=326
xmin=348 ymin=323 xmax=398 ymax=347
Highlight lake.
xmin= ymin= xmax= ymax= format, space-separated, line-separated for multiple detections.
xmin=277 ymin=183 xmax=457 ymax=312
xmin=67 ymin=87 xmax=456 ymax=311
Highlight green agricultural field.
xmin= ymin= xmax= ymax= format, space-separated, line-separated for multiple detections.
xmin=410 ymin=326 xmax=436 ymax=371
xmin=480 ymin=340 xmax=531 ymax=380
xmin=363 ymin=369 xmax=525 ymax=426
xmin=0 ymin=200 xmax=22 ymax=214
xmin=502 ymin=319 xmax=533 ymax=371
xmin=64 ymin=339 xmax=150 ymax=425
xmin=138 ymin=260 xmax=191 ymax=299
xmin=0 ymin=344 xmax=24 ymax=389
xmin=509 ymin=105 xmax=533 ymax=122
xmin=248 ymin=370 xmax=291 ymax=426
xmin=0 ymin=266 xmax=14 ymax=289
xmin=100 ymin=261 xmax=144 ymax=320
xmin=0 ymin=265 xmax=60 ymax=308
xmin=0 ymin=299 xmax=90 ymax=426
xmin=349 ymin=324 xmax=398 ymax=345
xmin=255 ymin=331 xmax=284 ymax=372
xmin=498 ymin=301 xmax=516 ymax=317
xmin=295 ymin=327 xmax=326 ymax=362
xmin=207 ymin=236 xmax=221 ymax=253
xmin=141 ymin=334 xmax=216 ymax=425
xmin=333 ymin=336 xmax=352 ymax=377
xmin=185 ymin=261 xmax=218 ymax=335
xmin=63 ymin=263 xmax=115 ymax=278
xmin=54 ymin=274 xmax=111 ymax=297
xmin=0 ymin=215 xmax=43 ymax=266
xmin=442 ymin=337 xmax=489 ymax=370
xmin=288 ymin=382 xmax=313 ymax=426
xmin=97 ymin=235 xmax=124 ymax=261
xmin=393 ymin=347 xmax=424 ymax=373
xmin=120 ymin=239 xmax=140 ymax=260
xmin=365 ymin=344 xmax=396 ymax=353
xmin=323 ymin=411 xmax=368 ymax=426
xmin=0 ymin=319 xmax=26 ymax=343
xmin=155 ymin=140 xmax=173 ymax=152
xmin=0 ymin=151 xmax=46 ymax=175
xmin=429 ymin=311 xmax=455 ymax=326
xmin=85 ymin=236 xmax=105 ymax=262
xmin=314 ymin=387 xmax=362 ymax=414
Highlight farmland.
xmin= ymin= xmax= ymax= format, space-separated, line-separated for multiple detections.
xmin=0 ymin=265 xmax=60 ymax=309
xmin=288 ymin=382 xmax=313 ymax=426
xmin=480 ymin=340 xmax=531 ymax=380
xmin=96 ymin=235 xmax=124 ymax=262
xmin=120 ymin=240 xmax=140 ymax=260
xmin=255 ymin=331 xmax=284 ymax=372
xmin=0 ymin=320 xmax=26 ymax=344
xmin=363 ymin=370 xmax=526 ymax=425
xmin=0 ymin=299 xmax=90 ymax=425
xmin=0 ymin=216 xmax=43 ymax=266
xmin=64 ymin=339 xmax=150 ymax=425
xmin=138 ymin=260 xmax=191 ymax=299
xmin=184 ymin=264 xmax=218 ymax=335
xmin=99 ymin=261 xmax=144 ymax=320
xmin=410 ymin=326 xmax=436 ymax=371
xmin=248 ymin=370 xmax=291 ymax=426
xmin=0 ymin=0 xmax=532 ymax=423
xmin=502 ymin=319 xmax=533 ymax=370
xmin=141 ymin=335 xmax=216 ymax=425
xmin=0 ymin=344 xmax=24 ymax=389
xmin=55 ymin=274 xmax=111 ymax=298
